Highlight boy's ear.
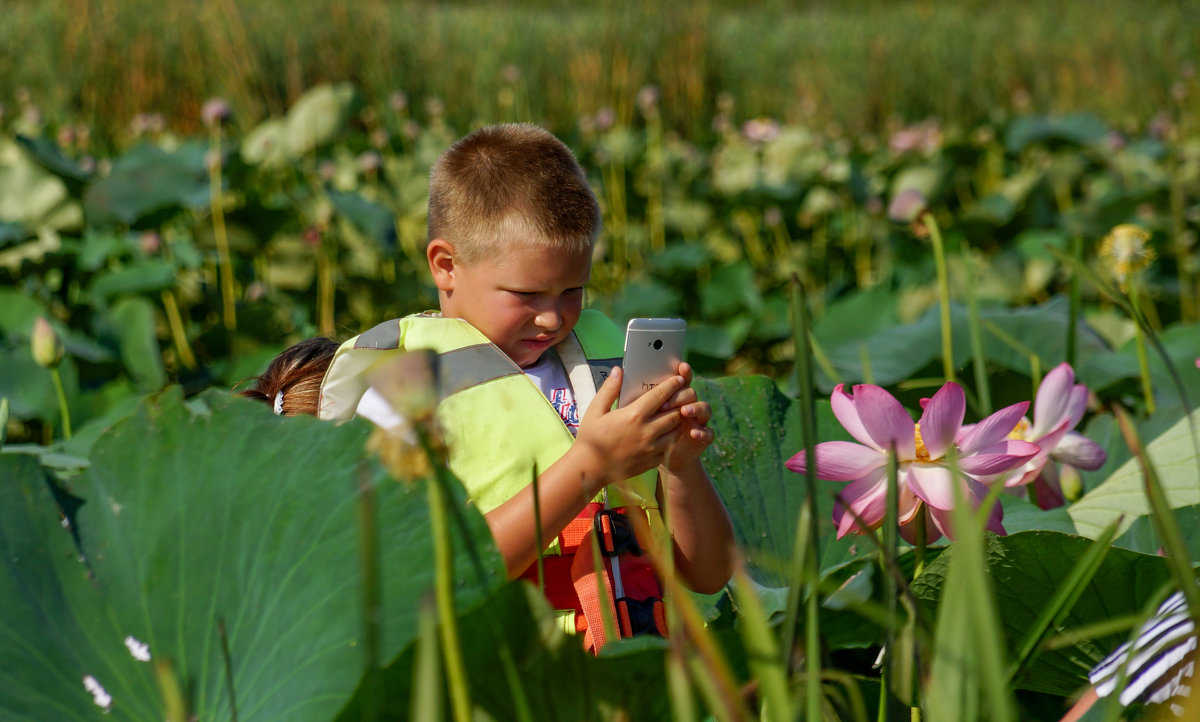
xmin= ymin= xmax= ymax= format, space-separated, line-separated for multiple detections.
xmin=427 ymin=238 xmax=457 ymax=291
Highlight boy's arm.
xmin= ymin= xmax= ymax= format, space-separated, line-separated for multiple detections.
xmin=657 ymin=366 xmax=735 ymax=594
xmin=485 ymin=368 xmax=687 ymax=580
xmin=658 ymin=459 xmax=735 ymax=595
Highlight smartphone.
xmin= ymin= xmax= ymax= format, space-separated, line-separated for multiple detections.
xmin=618 ymin=318 xmax=686 ymax=407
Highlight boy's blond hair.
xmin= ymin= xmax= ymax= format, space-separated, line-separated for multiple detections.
xmin=427 ymin=123 xmax=600 ymax=265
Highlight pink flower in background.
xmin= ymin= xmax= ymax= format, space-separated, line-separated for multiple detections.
xmin=786 ymin=382 xmax=1040 ymax=544
xmin=987 ymin=363 xmax=1107 ymax=509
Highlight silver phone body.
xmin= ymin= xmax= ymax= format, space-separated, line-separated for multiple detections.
xmin=618 ymin=318 xmax=686 ymax=408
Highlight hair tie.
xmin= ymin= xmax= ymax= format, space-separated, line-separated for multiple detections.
xmin=273 ymin=390 xmax=285 ymax=415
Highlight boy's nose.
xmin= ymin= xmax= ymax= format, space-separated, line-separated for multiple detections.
xmin=535 ymin=306 xmax=561 ymax=331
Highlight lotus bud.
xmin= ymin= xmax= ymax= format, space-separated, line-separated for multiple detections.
xmin=317 ymin=160 xmax=337 ymax=182
xmin=368 ymin=351 xmax=439 ymax=425
xmin=1099 ymin=223 xmax=1154 ymax=290
xmin=56 ymin=125 xmax=76 ymax=150
xmin=741 ymin=118 xmax=780 ymax=144
xmin=201 ymin=97 xmax=232 ymax=129
xmin=763 ymin=206 xmax=783 ymax=228
xmin=594 ymin=108 xmax=615 ymax=132
xmin=888 ymin=188 xmax=928 ymax=224
xmin=140 ymin=231 xmax=161 ymax=255
xmin=389 ymin=91 xmax=408 ymax=113
xmin=32 ymin=316 xmax=64 ymax=369
xmin=357 ymin=150 xmax=382 ymax=175
xmin=637 ymin=85 xmax=660 ymax=117
xmin=244 ymin=281 xmax=266 ymax=303
xmin=366 ymin=350 xmax=442 ymax=482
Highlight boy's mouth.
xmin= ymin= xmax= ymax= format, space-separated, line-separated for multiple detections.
xmin=522 ymin=337 xmax=555 ymax=351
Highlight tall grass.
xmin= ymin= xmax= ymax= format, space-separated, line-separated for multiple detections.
xmin=1 ymin=0 xmax=1196 ymax=146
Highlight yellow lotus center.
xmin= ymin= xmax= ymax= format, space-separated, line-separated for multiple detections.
xmin=1008 ymin=418 xmax=1031 ymax=441
xmin=914 ymin=423 xmax=931 ymax=461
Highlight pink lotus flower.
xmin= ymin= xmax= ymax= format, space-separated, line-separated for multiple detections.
xmin=786 ymin=382 xmax=1040 ymax=544
xmin=987 ymin=363 xmax=1107 ymax=509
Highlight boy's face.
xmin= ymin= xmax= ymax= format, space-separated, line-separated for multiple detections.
xmin=431 ymin=240 xmax=591 ymax=368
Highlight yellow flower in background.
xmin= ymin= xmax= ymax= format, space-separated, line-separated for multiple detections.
xmin=1099 ymin=224 xmax=1155 ymax=290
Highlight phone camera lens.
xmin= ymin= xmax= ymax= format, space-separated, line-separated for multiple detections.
xmin=652 ymin=339 xmax=663 ymax=350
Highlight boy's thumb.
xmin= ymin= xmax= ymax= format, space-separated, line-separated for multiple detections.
xmin=591 ymin=366 xmax=622 ymax=414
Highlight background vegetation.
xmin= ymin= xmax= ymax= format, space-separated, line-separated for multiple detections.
xmin=3 ymin=1 xmax=1200 ymax=720
xmin=2 ymin=0 xmax=1198 ymax=144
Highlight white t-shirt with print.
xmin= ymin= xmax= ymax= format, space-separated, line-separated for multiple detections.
xmin=522 ymin=350 xmax=580 ymax=436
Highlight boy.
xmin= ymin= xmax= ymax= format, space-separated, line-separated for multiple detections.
xmin=318 ymin=124 xmax=733 ymax=643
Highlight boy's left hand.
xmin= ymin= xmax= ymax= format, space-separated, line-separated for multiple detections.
xmin=660 ymin=362 xmax=714 ymax=472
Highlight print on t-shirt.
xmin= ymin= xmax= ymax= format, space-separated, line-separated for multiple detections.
xmin=549 ymin=387 xmax=580 ymax=432
xmin=525 ymin=350 xmax=580 ymax=436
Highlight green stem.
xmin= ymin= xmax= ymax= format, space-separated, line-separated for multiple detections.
xmin=790 ymin=274 xmax=823 ymax=721
xmin=161 ymin=290 xmax=197 ymax=370
xmin=925 ymin=214 xmax=955 ymax=383
xmin=1170 ymin=161 xmax=1194 ymax=323
xmin=209 ymin=127 xmax=236 ymax=333
xmin=428 ymin=477 xmax=471 ymax=722
xmin=50 ymin=367 xmax=71 ymax=440
xmin=1131 ymin=284 xmax=1156 ymax=415
xmin=1067 ymin=234 xmax=1083 ymax=367
xmin=881 ymin=449 xmax=903 ymax=721
xmin=913 ymin=510 xmax=927 ymax=579
xmin=965 ymin=257 xmax=991 ymax=415
xmin=316 ymin=232 xmax=335 ymax=338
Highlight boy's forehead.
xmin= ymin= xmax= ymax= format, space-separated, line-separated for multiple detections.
xmin=489 ymin=241 xmax=592 ymax=280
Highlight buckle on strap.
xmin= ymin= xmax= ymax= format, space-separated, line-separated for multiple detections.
xmin=594 ymin=508 xmax=642 ymax=557
xmin=617 ymin=596 xmax=667 ymax=638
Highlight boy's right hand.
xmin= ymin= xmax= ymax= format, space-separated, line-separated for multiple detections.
xmin=573 ymin=366 xmax=684 ymax=490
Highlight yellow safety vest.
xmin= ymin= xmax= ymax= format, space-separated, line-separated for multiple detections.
xmin=317 ymin=309 xmax=658 ymax=520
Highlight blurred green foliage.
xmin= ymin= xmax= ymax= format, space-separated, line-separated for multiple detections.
xmin=0 ymin=0 xmax=1197 ymax=144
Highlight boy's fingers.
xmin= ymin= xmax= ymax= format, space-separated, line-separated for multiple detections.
xmin=683 ymin=402 xmax=712 ymax=424
xmin=631 ymin=374 xmax=685 ymax=415
xmin=662 ymin=387 xmax=698 ymax=410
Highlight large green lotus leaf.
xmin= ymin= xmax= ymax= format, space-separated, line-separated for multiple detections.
xmin=1068 ymin=409 xmax=1200 ymax=540
xmin=0 ymin=138 xmax=83 ymax=231
xmin=0 ymin=389 xmax=503 ymax=720
xmin=16 ymin=134 xmax=93 ymax=187
xmin=698 ymin=375 xmax=856 ymax=586
xmin=284 ymin=83 xmax=361 ymax=157
xmin=812 ymin=285 xmax=900 ymax=349
xmin=819 ymin=297 xmax=1108 ymax=391
xmin=83 ymin=143 xmax=210 ymax=227
xmin=1005 ymin=113 xmax=1110 ymax=153
xmin=911 ymin=531 xmax=1171 ymax=696
xmin=86 ymin=261 xmax=177 ymax=302
xmin=327 ymin=188 xmax=397 ymax=248
xmin=0 ymin=453 xmax=130 ymax=719
xmin=0 ymin=220 xmax=27 ymax=246
xmin=106 ymin=297 xmax=166 ymax=391
xmin=240 ymin=118 xmax=289 ymax=167
xmin=700 ymin=261 xmax=762 ymax=318
xmin=0 ymin=288 xmax=111 ymax=363
xmin=1077 ymin=322 xmax=1200 ymax=401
